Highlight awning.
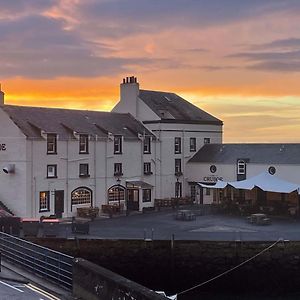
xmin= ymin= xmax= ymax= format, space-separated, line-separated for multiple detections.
xmin=198 ymin=181 xmax=227 ymax=189
xmin=199 ymin=172 xmax=300 ymax=194
xmin=126 ymin=180 xmax=153 ymax=188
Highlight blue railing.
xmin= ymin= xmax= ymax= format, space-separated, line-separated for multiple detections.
xmin=0 ymin=232 xmax=73 ymax=289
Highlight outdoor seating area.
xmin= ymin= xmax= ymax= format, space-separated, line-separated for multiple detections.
xmin=246 ymin=213 xmax=272 ymax=225
xmin=77 ymin=207 xmax=99 ymax=220
xmin=155 ymin=197 xmax=192 ymax=210
xmin=175 ymin=210 xmax=196 ymax=221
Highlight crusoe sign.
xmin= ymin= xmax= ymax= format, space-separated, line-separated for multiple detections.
xmin=203 ymin=175 xmax=223 ymax=182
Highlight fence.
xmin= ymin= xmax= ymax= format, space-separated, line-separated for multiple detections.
xmin=0 ymin=231 xmax=73 ymax=289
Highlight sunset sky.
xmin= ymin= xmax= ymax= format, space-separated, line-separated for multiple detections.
xmin=1 ymin=0 xmax=300 ymax=142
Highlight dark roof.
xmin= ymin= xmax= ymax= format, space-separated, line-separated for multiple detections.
xmin=139 ymin=90 xmax=222 ymax=125
xmin=189 ymin=143 xmax=300 ymax=164
xmin=3 ymin=105 xmax=154 ymax=140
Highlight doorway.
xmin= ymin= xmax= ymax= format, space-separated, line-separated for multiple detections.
xmin=54 ymin=190 xmax=64 ymax=218
xmin=127 ymin=189 xmax=139 ymax=211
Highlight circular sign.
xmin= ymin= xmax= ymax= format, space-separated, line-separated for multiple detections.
xmin=268 ymin=166 xmax=276 ymax=175
xmin=210 ymin=165 xmax=217 ymax=173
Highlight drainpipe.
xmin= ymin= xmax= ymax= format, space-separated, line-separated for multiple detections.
xmin=94 ymin=135 xmax=97 ymax=207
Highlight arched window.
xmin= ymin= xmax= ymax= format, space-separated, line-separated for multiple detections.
xmin=71 ymin=187 xmax=92 ymax=206
xmin=108 ymin=185 xmax=125 ymax=203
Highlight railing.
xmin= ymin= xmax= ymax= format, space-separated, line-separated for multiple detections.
xmin=0 ymin=231 xmax=73 ymax=290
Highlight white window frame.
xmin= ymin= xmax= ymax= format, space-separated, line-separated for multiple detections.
xmin=39 ymin=191 xmax=50 ymax=212
xmin=204 ymin=137 xmax=211 ymax=144
xmin=190 ymin=137 xmax=196 ymax=152
xmin=47 ymin=164 xmax=57 ymax=178
xmin=71 ymin=187 xmax=92 ymax=205
xmin=114 ymin=136 xmax=122 ymax=154
xmin=79 ymin=134 xmax=89 ymax=154
xmin=114 ymin=163 xmax=123 ymax=176
xmin=237 ymin=160 xmax=246 ymax=175
xmin=143 ymin=136 xmax=151 ymax=154
xmin=175 ymin=158 xmax=182 ymax=174
xmin=79 ymin=163 xmax=89 ymax=177
xmin=174 ymin=137 xmax=181 ymax=154
xmin=143 ymin=162 xmax=152 ymax=174
xmin=47 ymin=134 xmax=57 ymax=154
xmin=142 ymin=189 xmax=151 ymax=202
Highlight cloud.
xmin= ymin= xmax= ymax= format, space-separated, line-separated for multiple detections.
xmin=249 ymin=38 xmax=300 ymax=51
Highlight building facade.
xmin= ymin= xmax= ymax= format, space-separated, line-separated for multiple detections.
xmin=0 ymin=77 xmax=222 ymax=218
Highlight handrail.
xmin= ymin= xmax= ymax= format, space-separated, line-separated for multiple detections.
xmin=0 ymin=231 xmax=73 ymax=290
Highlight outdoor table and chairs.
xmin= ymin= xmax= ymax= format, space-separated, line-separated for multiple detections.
xmin=175 ymin=210 xmax=196 ymax=221
xmin=247 ymin=213 xmax=271 ymax=225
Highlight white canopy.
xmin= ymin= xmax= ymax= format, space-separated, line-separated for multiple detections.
xmin=199 ymin=172 xmax=300 ymax=194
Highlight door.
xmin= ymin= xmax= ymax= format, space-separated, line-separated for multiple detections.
xmin=127 ymin=189 xmax=139 ymax=211
xmin=55 ymin=190 xmax=64 ymax=218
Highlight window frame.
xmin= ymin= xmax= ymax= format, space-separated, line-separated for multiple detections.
xmin=175 ymin=158 xmax=182 ymax=174
xmin=174 ymin=137 xmax=182 ymax=154
xmin=114 ymin=135 xmax=123 ymax=154
xmin=114 ymin=163 xmax=123 ymax=176
xmin=175 ymin=182 xmax=182 ymax=198
xmin=190 ymin=137 xmax=196 ymax=152
xmin=79 ymin=163 xmax=90 ymax=177
xmin=79 ymin=134 xmax=89 ymax=154
xmin=47 ymin=164 xmax=57 ymax=178
xmin=39 ymin=191 xmax=50 ymax=212
xmin=108 ymin=185 xmax=125 ymax=203
xmin=47 ymin=134 xmax=57 ymax=155
xmin=237 ymin=160 xmax=246 ymax=175
xmin=204 ymin=137 xmax=211 ymax=144
xmin=71 ymin=187 xmax=92 ymax=206
xmin=143 ymin=136 xmax=151 ymax=154
xmin=142 ymin=189 xmax=152 ymax=202
xmin=143 ymin=162 xmax=152 ymax=175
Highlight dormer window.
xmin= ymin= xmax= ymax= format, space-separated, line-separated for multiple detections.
xmin=114 ymin=136 xmax=122 ymax=154
xmin=79 ymin=134 xmax=89 ymax=154
xmin=237 ymin=160 xmax=246 ymax=175
xmin=47 ymin=134 xmax=57 ymax=154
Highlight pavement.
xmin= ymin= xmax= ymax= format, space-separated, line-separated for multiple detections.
xmin=21 ymin=208 xmax=300 ymax=242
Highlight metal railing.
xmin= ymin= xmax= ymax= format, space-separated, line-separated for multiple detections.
xmin=0 ymin=231 xmax=73 ymax=289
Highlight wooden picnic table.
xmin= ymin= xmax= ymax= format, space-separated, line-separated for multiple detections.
xmin=175 ymin=210 xmax=196 ymax=221
xmin=248 ymin=213 xmax=271 ymax=225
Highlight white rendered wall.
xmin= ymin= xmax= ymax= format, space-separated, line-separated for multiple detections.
xmin=0 ymin=108 xmax=28 ymax=217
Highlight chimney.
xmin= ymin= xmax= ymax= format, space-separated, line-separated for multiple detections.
xmin=120 ymin=76 xmax=140 ymax=118
xmin=0 ymin=84 xmax=4 ymax=106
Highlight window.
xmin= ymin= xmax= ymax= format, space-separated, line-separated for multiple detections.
xmin=175 ymin=182 xmax=182 ymax=198
xmin=47 ymin=165 xmax=57 ymax=178
xmin=142 ymin=189 xmax=151 ymax=202
xmin=79 ymin=134 xmax=89 ymax=154
xmin=79 ymin=163 xmax=89 ymax=177
xmin=205 ymin=188 xmax=211 ymax=196
xmin=190 ymin=185 xmax=196 ymax=202
xmin=143 ymin=136 xmax=151 ymax=154
xmin=175 ymin=158 xmax=182 ymax=175
xmin=71 ymin=187 xmax=92 ymax=205
xmin=39 ymin=191 xmax=50 ymax=212
xmin=47 ymin=134 xmax=57 ymax=154
xmin=108 ymin=186 xmax=125 ymax=202
xmin=144 ymin=162 xmax=152 ymax=175
xmin=204 ymin=138 xmax=211 ymax=144
xmin=114 ymin=136 xmax=122 ymax=154
xmin=114 ymin=163 xmax=123 ymax=176
xmin=190 ymin=137 xmax=196 ymax=152
xmin=237 ymin=160 xmax=246 ymax=175
xmin=174 ymin=137 xmax=181 ymax=154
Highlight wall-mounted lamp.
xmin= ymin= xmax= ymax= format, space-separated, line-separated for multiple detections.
xmin=3 ymin=164 xmax=15 ymax=174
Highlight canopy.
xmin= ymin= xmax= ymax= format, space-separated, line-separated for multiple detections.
xmin=199 ymin=172 xmax=300 ymax=194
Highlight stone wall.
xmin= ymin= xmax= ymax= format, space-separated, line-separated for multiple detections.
xmin=30 ymin=238 xmax=300 ymax=297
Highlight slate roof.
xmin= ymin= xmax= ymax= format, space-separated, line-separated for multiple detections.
xmin=188 ymin=143 xmax=300 ymax=164
xmin=138 ymin=90 xmax=223 ymax=125
xmin=2 ymin=105 xmax=154 ymax=140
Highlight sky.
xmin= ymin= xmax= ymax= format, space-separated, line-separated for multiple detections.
xmin=1 ymin=0 xmax=300 ymax=143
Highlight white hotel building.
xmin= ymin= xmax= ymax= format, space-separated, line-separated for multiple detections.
xmin=0 ymin=77 xmax=223 ymax=218
xmin=2 ymin=76 xmax=298 ymax=218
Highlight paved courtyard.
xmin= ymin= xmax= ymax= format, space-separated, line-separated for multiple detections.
xmin=54 ymin=209 xmax=300 ymax=241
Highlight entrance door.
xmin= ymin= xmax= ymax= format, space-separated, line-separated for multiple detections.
xmin=127 ymin=189 xmax=139 ymax=211
xmin=55 ymin=190 xmax=64 ymax=218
